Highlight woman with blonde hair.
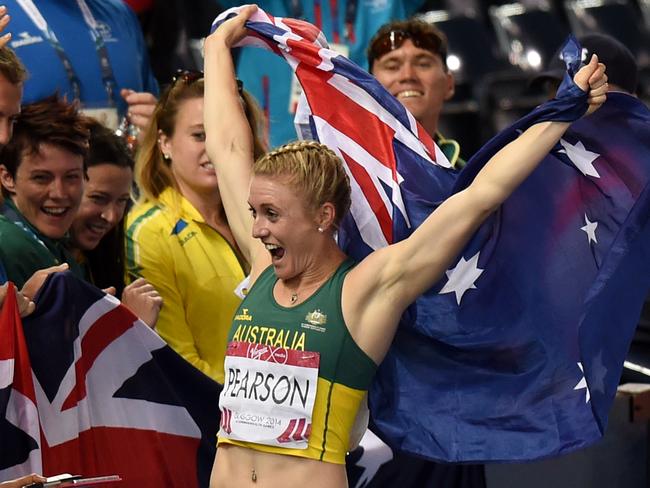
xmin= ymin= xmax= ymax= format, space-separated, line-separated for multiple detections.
xmin=126 ymin=69 xmax=266 ymax=382
xmin=204 ymin=6 xmax=608 ymax=487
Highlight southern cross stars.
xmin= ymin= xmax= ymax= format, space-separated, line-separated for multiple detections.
xmin=559 ymin=138 xmax=601 ymax=178
xmin=581 ymin=214 xmax=598 ymax=244
xmin=574 ymin=362 xmax=591 ymax=403
xmin=439 ymin=252 xmax=484 ymax=305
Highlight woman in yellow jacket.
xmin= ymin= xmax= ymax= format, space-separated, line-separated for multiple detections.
xmin=126 ymin=71 xmax=266 ymax=383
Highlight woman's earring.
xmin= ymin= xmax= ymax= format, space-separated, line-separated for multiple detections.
xmin=317 ymin=227 xmax=324 ymax=233
xmin=163 ymin=153 xmax=171 ymax=161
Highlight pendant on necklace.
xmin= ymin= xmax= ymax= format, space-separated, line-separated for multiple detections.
xmin=251 ymin=468 xmax=257 ymax=482
xmin=290 ymin=292 xmax=298 ymax=304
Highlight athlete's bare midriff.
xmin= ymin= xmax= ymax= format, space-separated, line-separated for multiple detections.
xmin=210 ymin=444 xmax=349 ymax=488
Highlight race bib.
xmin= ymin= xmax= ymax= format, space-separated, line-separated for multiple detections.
xmin=219 ymin=341 xmax=320 ymax=449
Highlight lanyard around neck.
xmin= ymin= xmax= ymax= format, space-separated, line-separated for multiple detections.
xmin=16 ymin=0 xmax=118 ymax=107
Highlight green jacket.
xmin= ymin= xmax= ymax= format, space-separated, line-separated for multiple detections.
xmin=0 ymin=199 xmax=83 ymax=288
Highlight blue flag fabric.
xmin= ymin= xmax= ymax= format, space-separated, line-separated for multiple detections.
xmin=370 ymin=90 xmax=650 ymax=461
xmin=212 ymin=8 xmax=650 ymax=462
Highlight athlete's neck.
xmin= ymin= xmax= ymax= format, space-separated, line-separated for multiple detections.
xmin=281 ymin=244 xmax=346 ymax=296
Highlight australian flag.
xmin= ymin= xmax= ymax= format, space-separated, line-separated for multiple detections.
xmin=213 ymin=8 xmax=650 ymax=462
xmin=0 ymin=273 xmax=221 ymax=486
xmin=369 ymin=73 xmax=650 ymax=461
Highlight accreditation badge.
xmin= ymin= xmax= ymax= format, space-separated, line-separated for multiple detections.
xmin=219 ymin=341 xmax=320 ymax=449
xmin=80 ymin=106 xmax=119 ymax=131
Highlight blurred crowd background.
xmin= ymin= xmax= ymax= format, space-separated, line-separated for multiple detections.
xmin=126 ymin=0 xmax=650 ymax=157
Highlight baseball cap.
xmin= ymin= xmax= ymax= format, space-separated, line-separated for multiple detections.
xmin=530 ymin=33 xmax=638 ymax=94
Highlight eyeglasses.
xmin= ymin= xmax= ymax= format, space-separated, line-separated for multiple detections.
xmin=162 ymin=69 xmax=203 ymax=103
xmin=368 ymin=30 xmax=446 ymax=67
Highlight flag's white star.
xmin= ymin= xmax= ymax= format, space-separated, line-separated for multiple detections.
xmin=439 ymin=252 xmax=484 ymax=305
xmin=581 ymin=214 xmax=598 ymax=244
xmin=558 ymin=139 xmax=601 ymax=178
xmin=574 ymin=362 xmax=591 ymax=403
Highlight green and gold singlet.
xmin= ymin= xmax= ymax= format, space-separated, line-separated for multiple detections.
xmin=217 ymin=258 xmax=377 ymax=464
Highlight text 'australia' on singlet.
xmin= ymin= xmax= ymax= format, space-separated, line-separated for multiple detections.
xmin=217 ymin=258 xmax=377 ymax=464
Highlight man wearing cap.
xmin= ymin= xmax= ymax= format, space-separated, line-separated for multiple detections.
xmin=368 ymin=18 xmax=464 ymax=168
xmin=532 ymin=33 xmax=638 ymax=96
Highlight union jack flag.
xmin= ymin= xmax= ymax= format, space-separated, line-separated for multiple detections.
xmin=0 ymin=274 xmax=221 ymax=487
xmin=213 ymin=10 xmax=650 ymax=462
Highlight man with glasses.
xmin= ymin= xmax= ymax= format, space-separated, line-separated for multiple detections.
xmin=368 ymin=19 xmax=463 ymax=168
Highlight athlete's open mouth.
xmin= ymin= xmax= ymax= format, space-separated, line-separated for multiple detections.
xmin=265 ymin=243 xmax=285 ymax=259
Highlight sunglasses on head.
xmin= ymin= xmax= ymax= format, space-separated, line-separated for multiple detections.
xmin=171 ymin=69 xmax=244 ymax=95
xmin=368 ymin=30 xmax=446 ymax=67
xmin=171 ymin=69 xmax=203 ymax=86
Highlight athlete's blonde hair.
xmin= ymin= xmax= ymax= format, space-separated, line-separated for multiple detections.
xmin=254 ymin=140 xmax=351 ymax=227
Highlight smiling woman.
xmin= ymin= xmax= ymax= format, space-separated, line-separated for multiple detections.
xmin=68 ymin=120 xmax=162 ymax=328
xmin=0 ymin=95 xmax=88 ymax=288
xmin=69 ymin=120 xmax=134 ymax=292
xmin=125 ymin=71 xmax=266 ymax=383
